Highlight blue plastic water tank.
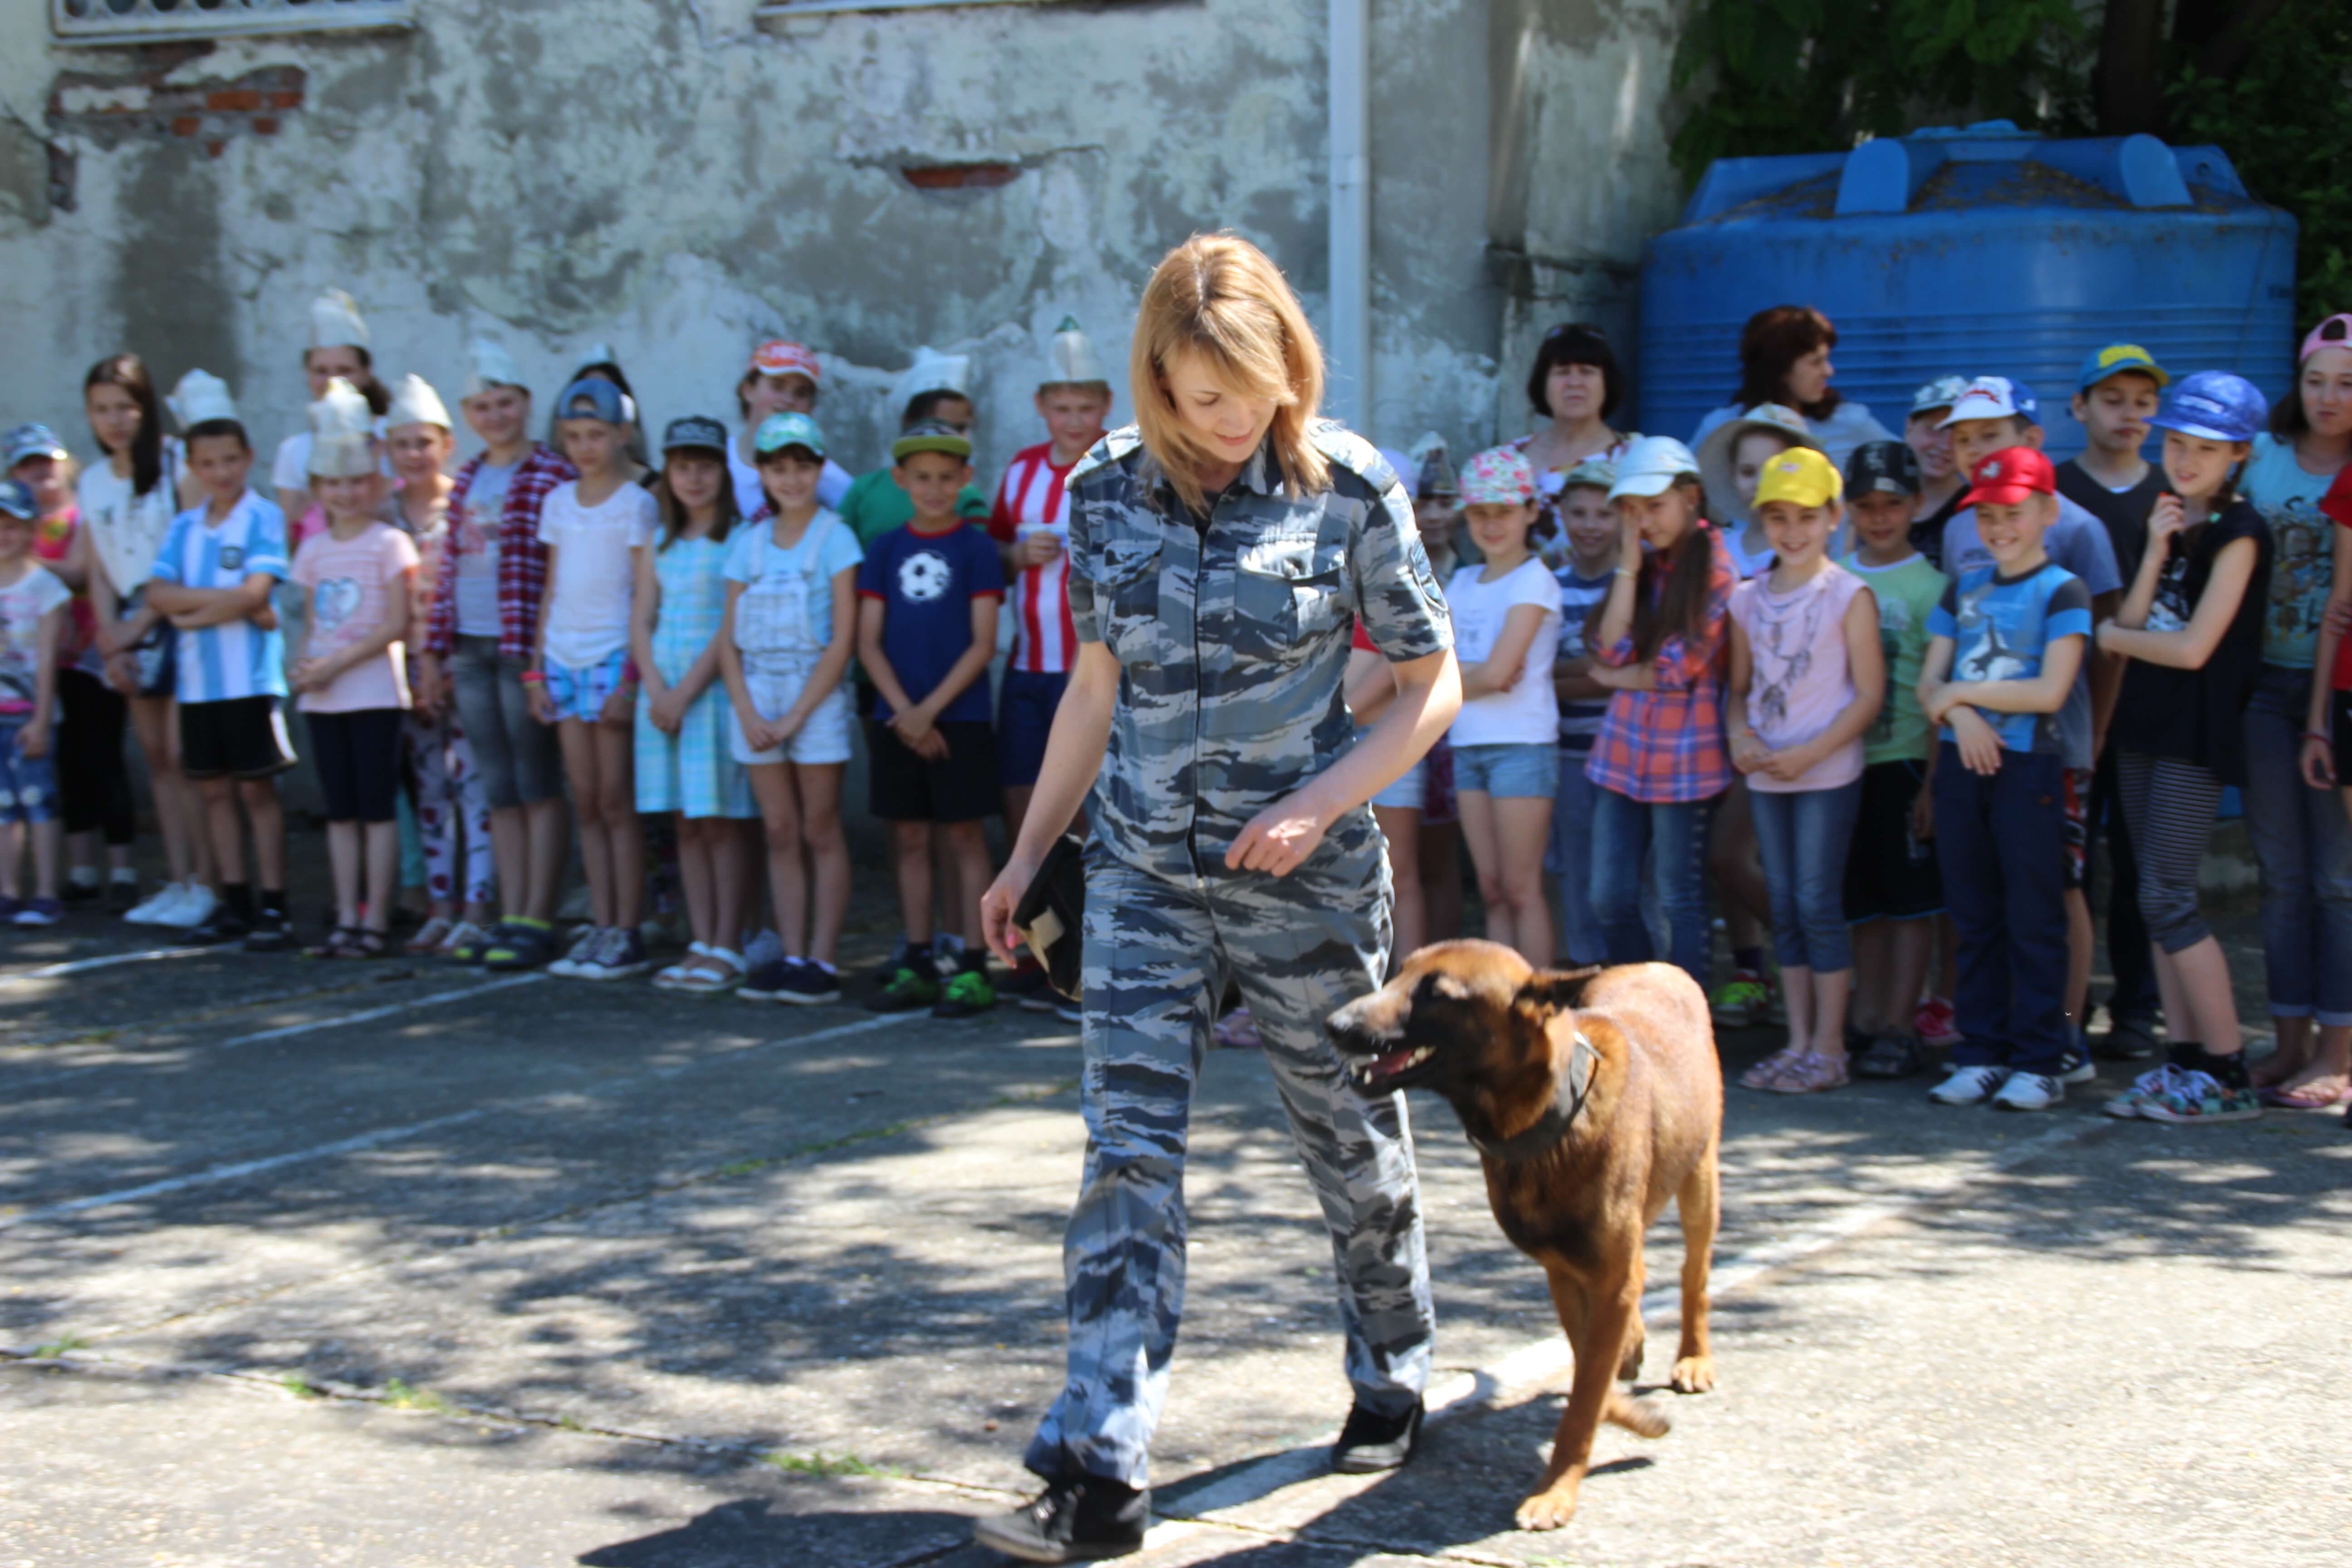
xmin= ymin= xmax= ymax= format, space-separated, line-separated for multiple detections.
xmin=1637 ymin=123 xmax=2300 ymax=457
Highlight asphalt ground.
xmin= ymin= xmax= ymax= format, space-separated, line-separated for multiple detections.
xmin=3 ymin=871 xmax=2347 ymax=1568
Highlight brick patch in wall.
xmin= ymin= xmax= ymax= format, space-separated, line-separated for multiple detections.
xmin=48 ymin=59 xmax=306 ymax=159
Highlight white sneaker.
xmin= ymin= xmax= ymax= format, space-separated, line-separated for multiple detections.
xmin=1929 ymin=1064 xmax=2009 ymax=1106
xmin=163 ymin=883 xmax=219 ymax=930
xmin=548 ymin=925 xmax=603 ymax=979
xmin=123 ymin=881 xmax=182 ymax=925
xmin=1992 ymin=1071 xmax=2064 ymax=1112
xmin=2056 ymin=1048 xmax=2097 ymax=1084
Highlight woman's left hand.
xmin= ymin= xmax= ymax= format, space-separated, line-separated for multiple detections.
xmin=1227 ymin=792 xmax=1329 ymax=877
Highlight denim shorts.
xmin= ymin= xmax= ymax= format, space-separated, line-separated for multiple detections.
xmin=1357 ymin=726 xmax=1427 ymax=812
xmin=1450 ymin=741 xmax=1559 ymax=800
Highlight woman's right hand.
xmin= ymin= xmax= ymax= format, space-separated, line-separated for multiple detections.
xmin=980 ymin=851 xmax=1039 ymax=966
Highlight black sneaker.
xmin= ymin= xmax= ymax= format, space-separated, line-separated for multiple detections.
xmin=106 ymin=878 xmax=142 ymax=915
xmin=2098 ymin=1014 xmax=2161 ymax=1062
xmin=1002 ymin=963 xmax=1059 ymax=1013
xmin=740 ymin=960 xmax=791 ymax=1002
xmin=774 ymin=958 xmax=841 ymax=1005
xmin=62 ymin=879 xmax=100 ymax=905
xmin=191 ymin=910 xmax=251 ymax=946
xmin=970 ymin=1474 xmax=1149 ymax=1563
xmin=1330 ymin=1396 xmax=1423 ymax=1474
xmin=242 ymin=911 xmax=292 ymax=953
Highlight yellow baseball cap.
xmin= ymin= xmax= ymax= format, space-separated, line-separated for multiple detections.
xmin=1752 ymin=446 xmax=1842 ymax=510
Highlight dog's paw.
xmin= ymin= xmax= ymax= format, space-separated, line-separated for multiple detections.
xmin=1671 ymin=1354 xmax=1717 ymax=1394
xmin=1606 ymin=1390 xmax=1671 ymax=1439
xmin=1617 ymin=1335 xmax=1644 ymax=1382
xmin=1515 ymin=1488 xmax=1580 ymax=1532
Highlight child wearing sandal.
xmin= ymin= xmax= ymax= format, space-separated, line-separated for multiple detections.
xmin=720 ymin=413 xmax=862 ymax=1005
xmin=2096 ymin=372 xmax=2273 ymax=1124
xmin=1726 ymin=449 xmax=1883 ymax=1094
xmin=289 ymin=381 xmax=419 ymax=958
xmin=634 ymin=416 xmax=758 ymax=995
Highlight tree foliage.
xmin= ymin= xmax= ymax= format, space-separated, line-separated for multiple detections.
xmin=1666 ymin=0 xmax=2342 ymax=323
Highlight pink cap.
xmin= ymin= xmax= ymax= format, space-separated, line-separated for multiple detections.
xmin=2300 ymin=314 xmax=2352 ymax=365
xmin=750 ymin=340 xmax=820 ymax=381
xmin=1460 ymin=445 xmax=1537 ymax=506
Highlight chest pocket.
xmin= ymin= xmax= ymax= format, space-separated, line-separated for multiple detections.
xmin=1096 ymin=536 xmax=1166 ymax=667
xmin=1232 ymin=531 xmax=1348 ymax=662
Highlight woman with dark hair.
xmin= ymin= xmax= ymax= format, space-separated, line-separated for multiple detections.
xmin=1690 ymin=305 xmax=1892 ymax=470
xmin=971 ymin=232 xmax=1460 ymax=1561
xmin=71 ymin=353 xmax=214 ymax=926
xmin=1512 ymin=322 xmax=1637 ymax=547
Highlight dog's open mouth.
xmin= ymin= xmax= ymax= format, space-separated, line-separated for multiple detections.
xmin=1348 ymin=1044 xmax=1434 ymax=1088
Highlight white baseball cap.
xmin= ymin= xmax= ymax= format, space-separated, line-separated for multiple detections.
xmin=1607 ymin=435 xmax=1701 ymax=500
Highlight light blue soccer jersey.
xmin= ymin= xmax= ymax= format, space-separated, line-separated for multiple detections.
xmin=149 ymin=492 xmax=290 ymax=704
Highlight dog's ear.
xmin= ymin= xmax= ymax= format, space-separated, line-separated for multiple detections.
xmin=1513 ymin=965 xmax=1602 ymax=1020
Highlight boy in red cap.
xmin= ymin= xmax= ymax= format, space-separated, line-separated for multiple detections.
xmin=1916 ymin=447 xmax=2095 ymax=1112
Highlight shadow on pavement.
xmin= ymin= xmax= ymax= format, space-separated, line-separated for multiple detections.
xmin=577 ymin=1498 xmax=976 ymax=1568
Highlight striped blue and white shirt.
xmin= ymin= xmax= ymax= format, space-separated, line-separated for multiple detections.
xmin=150 ymin=491 xmax=290 ymax=704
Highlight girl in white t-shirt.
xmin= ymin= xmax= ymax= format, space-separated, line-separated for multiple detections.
xmin=1446 ymin=447 xmax=1563 ymax=963
xmin=529 ymin=378 xmax=659 ymax=981
xmin=71 ymin=353 xmax=215 ymax=927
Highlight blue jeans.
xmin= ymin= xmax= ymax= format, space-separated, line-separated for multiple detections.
xmin=1451 ymin=741 xmax=1559 ymax=799
xmin=1933 ymin=744 xmax=2069 ymax=1074
xmin=2242 ymin=664 xmax=2352 ymax=1026
xmin=1590 ymin=785 xmax=1714 ymax=984
xmin=1750 ymin=779 xmax=1863 ymax=974
xmin=1545 ymin=755 xmax=1607 ymax=965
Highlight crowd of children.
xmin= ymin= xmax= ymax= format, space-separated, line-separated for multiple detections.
xmin=6 ymin=291 xmax=2351 ymax=1131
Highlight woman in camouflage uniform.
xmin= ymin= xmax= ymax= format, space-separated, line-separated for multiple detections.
xmin=974 ymin=234 xmax=1462 ymax=1563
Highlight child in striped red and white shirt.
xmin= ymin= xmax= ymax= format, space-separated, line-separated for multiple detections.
xmin=985 ymin=321 xmax=1111 ymax=1013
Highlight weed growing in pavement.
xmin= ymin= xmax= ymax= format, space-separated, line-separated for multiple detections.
xmin=382 ymin=1378 xmax=453 ymax=1414
xmin=281 ymin=1375 xmax=323 ymax=1400
xmin=29 ymin=1334 xmax=88 ymax=1358
xmin=763 ymin=1450 xmax=904 ymax=1479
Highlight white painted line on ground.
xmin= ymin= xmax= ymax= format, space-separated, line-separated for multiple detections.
xmin=2 ymin=1006 xmax=907 ymax=1228
xmin=0 ymin=1109 xmax=489 ymax=1231
xmin=0 ymin=944 xmax=208 ymax=984
xmin=3 ymin=972 xmax=554 ymax=1093
xmin=1150 ymin=1112 xmax=2108 ymax=1548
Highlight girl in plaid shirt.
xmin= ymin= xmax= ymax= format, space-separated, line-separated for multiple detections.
xmin=1583 ymin=436 xmax=1736 ymax=985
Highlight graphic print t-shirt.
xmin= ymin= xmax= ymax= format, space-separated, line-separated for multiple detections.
xmin=1926 ymin=562 xmax=2092 ymax=755
xmin=451 ymin=457 xmax=516 ymax=637
xmin=0 ymin=563 xmax=72 ymax=715
xmin=855 ymin=520 xmax=1006 ymax=724
xmin=291 ymin=521 xmax=420 ymax=713
xmin=2243 ymin=433 xmax=2340 ymax=669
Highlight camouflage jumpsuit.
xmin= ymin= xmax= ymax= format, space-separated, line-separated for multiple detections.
xmin=1024 ymin=423 xmax=1455 ymax=1489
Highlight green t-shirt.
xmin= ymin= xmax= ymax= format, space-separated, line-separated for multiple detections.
xmin=838 ymin=465 xmax=989 ymax=548
xmin=1842 ymin=550 xmax=1948 ymax=766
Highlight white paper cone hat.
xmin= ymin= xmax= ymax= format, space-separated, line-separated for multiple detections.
xmin=1046 ymin=316 xmax=1103 ymax=385
xmin=167 ymin=369 xmax=239 ymax=429
xmin=463 ymin=336 xmax=524 ymax=398
xmin=385 ymin=373 xmax=452 ymax=431
xmin=309 ymin=287 xmax=371 ymax=351
xmin=308 ymin=377 xmax=377 ymax=478
xmin=891 ymin=346 xmax=971 ymax=414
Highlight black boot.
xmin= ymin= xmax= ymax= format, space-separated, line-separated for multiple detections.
xmin=971 ymin=1473 xmax=1149 ymax=1563
xmin=1330 ymin=1396 xmax=1424 ymax=1473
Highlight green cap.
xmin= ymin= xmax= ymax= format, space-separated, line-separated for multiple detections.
xmin=754 ymin=412 xmax=826 ymax=459
xmin=892 ymin=418 xmax=973 ymax=462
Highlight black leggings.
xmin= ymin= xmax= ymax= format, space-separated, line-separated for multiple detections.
xmin=56 ymin=667 xmax=135 ymax=845
xmin=2116 ymin=750 xmax=2224 ymax=956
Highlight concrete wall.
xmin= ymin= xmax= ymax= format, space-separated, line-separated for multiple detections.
xmin=3 ymin=0 xmax=1692 ymax=475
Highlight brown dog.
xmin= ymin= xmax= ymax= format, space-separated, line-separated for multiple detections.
xmin=1325 ymin=941 xmax=1722 ymax=1530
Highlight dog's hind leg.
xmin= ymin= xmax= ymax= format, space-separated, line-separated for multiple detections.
xmin=1670 ymin=1137 xmax=1720 ymax=1394
xmin=1519 ymin=1265 xmax=1659 ymax=1533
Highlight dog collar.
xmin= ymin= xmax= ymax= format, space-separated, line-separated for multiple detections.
xmin=1470 ymin=1031 xmax=1597 ymax=1163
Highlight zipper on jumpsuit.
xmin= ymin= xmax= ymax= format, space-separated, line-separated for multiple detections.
xmin=1184 ymin=505 xmax=1207 ymax=895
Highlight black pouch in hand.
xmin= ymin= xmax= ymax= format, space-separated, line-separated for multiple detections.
xmin=1012 ymin=834 xmax=1086 ymax=1003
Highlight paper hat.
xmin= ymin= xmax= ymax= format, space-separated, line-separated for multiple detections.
xmin=750 ymin=340 xmax=820 ymax=382
xmin=1044 ymin=316 xmax=1105 ymax=386
xmin=309 ymin=287 xmax=370 ymax=352
xmin=308 ymin=377 xmax=378 ymax=479
xmin=463 ymin=336 xmax=525 ymax=398
xmin=167 ymin=369 xmax=240 ymax=429
xmin=893 ymin=346 xmax=972 ymax=415
xmin=1460 ymin=446 xmax=1537 ymax=506
xmin=577 ymin=341 xmax=619 ymax=372
xmin=385 ymin=373 xmax=452 ymax=431
xmin=1751 ymin=446 xmax=1842 ymax=510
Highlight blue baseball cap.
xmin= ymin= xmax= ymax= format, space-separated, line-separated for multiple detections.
xmin=2149 ymin=370 xmax=2268 ymax=444
xmin=0 ymin=478 xmax=37 ymax=520
xmin=554 ymin=376 xmax=627 ymax=425
xmin=754 ymin=411 xmax=827 ymax=459
xmin=2077 ymin=343 xmax=2170 ymax=392
xmin=4 ymin=423 xmax=68 ymax=469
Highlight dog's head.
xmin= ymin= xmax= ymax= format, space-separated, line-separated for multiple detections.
xmin=1326 ymin=940 xmax=1598 ymax=1109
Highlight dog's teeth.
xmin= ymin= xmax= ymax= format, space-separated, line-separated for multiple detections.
xmin=1409 ymin=1047 xmax=1433 ymax=1065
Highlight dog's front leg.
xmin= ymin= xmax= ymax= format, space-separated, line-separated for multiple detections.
xmin=1518 ymin=1265 xmax=1657 ymax=1531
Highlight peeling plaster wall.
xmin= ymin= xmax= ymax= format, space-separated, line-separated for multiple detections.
xmin=2 ymin=0 xmax=1692 ymax=480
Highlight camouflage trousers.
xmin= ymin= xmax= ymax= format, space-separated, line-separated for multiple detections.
xmin=1024 ymin=849 xmax=1435 ymax=1488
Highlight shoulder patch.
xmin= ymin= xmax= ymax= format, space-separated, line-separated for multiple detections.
xmin=1309 ymin=420 xmax=1399 ymax=496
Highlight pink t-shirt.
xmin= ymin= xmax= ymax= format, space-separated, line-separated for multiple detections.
xmin=292 ymin=521 xmax=420 ymax=713
xmin=1728 ymin=560 xmax=1869 ymax=794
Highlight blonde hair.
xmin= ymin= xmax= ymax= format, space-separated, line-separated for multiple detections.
xmin=1131 ymin=233 xmax=1328 ymax=514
